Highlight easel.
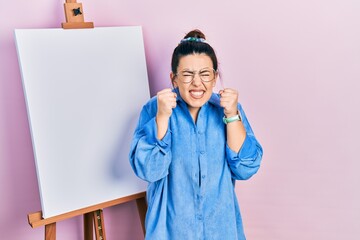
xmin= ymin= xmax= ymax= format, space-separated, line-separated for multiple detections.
xmin=27 ymin=2 xmax=147 ymax=239
xmin=28 ymin=192 xmax=147 ymax=240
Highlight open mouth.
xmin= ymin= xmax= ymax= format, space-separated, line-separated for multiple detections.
xmin=189 ymin=90 xmax=205 ymax=99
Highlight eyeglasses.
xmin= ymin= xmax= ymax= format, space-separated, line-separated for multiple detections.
xmin=175 ymin=68 xmax=217 ymax=84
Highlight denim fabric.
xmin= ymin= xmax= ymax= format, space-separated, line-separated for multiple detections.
xmin=129 ymin=88 xmax=263 ymax=240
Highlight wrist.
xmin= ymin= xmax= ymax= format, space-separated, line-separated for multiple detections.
xmin=224 ymin=110 xmax=239 ymax=118
xmin=223 ymin=111 xmax=241 ymax=124
xmin=156 ymin=113 xmax=170 ymax=123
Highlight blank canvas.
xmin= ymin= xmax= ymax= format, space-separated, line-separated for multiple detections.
xmin=15 ymin=26 xmax=148 ymax=218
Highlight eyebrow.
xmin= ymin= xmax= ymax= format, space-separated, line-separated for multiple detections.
xmin=181 ymin=68 xmax=212 ymax=72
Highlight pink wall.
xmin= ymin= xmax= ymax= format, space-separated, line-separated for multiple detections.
xmin=1 ymin=0 xmax=359 ymax=239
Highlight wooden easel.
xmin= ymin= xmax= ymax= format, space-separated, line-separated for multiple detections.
xmin=28 ymin=192 xmax=147 ymax=240
xmin=28 ymin=2 xmax=146 ymax=239
xmin=62 ymin=0 xmax=94 ymax=29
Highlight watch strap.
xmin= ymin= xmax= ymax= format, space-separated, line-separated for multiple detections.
xmin=223 ymin=113 xmax=241 ymax=124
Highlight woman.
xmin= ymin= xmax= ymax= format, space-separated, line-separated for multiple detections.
xmin=129 ymin=29 xmax=263 ymax=240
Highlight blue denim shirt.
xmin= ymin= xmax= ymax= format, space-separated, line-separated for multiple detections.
xmin=129 ymin=88 xmax=263 ymax=240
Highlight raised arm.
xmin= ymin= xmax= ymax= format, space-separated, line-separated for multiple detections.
xmin=220 ymin=88 xmax=263 ymax=180
xmin=129 ymin=89 xmax=177 ymax=183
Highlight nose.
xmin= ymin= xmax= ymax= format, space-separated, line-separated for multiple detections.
xmin=191 ymin=73 xmax=202 ymax=86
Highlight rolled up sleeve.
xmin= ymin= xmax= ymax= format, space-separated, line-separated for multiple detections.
xmin=226 ymin=104 xmax=263 ymax=180
xmin=129 ymin=106 xmax=172 ymax=183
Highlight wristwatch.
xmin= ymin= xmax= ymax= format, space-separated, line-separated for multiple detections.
xmin=223 ymin=113 xmax=241 ymax=124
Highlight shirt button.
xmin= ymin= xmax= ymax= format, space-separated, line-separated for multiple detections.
xmin=202 ymin=175 xmax=206 ymax=179
xmin=200 ymin=151 xmax=205 ymax=154
xmin=197 ymin=214 xmax=203 ymax=220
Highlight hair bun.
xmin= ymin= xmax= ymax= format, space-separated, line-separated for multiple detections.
xmin=184 ymin=29 xmax=206 ymax=40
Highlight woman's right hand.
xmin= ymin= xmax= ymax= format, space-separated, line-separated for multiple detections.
xmin=156 ymin=88 xmax=177 ymax=140
xmin=156 ymin=88 xmax=177 ymax=119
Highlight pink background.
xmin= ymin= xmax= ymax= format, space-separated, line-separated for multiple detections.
xmin=1 ymin=0 xmax=359 ymax=239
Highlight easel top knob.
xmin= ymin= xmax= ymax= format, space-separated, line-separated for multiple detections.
xmin=62 ymin=0 xmax=94 ymax=29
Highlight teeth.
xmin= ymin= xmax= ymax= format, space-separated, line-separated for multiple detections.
xmin=190 ymin=91 xmax=204 ymax=96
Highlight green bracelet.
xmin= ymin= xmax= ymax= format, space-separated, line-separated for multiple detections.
xmin=223 ymin=113 xmax=241 ymax=124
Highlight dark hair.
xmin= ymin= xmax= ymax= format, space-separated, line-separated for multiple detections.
xmin=171 ymin=29 xmax=218 ymax=74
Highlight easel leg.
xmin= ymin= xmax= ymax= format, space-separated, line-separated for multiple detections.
xmin=93 ymin=210 xmax=106 ymax=240
xmin=84 ymin=213 xmax=94 ymax=240
xmin=136 ymin=196 xmax=147 ymax=236
xmin=45 ymin=223 xmax=56 ymax=240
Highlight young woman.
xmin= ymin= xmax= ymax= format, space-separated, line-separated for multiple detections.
xmin=129 ymin=29 xmax=263 ymax=240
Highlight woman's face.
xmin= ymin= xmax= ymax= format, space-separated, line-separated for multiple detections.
xmin=171 ymin=53 xmax=217 ymax=113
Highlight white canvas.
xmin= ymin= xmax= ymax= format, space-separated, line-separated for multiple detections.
xmin=15 ymin=26 xmax=148 ymax=218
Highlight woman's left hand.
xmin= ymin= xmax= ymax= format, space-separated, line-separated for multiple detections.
xmin=219 ymin=88 xmax=239 ymax=117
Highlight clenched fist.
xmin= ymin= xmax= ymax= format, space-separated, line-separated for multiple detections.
xmin=219 ymin=88 xmax=238 ymax=117
xmin=156 ymin=88 xmax=177 ymax=119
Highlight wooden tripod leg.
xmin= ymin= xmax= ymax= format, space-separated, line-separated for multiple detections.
xmin=93 ymin=210 xmax=106 ymax=240
xmin=136 ymin=196 xmax=147 ymax=235
xmin=45 ymin=223 xmax=56 ymax=240
xmin=84 ymin=212 xmax=94 ymax=240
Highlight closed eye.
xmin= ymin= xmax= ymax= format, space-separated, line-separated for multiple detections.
xmin=200 ymin=71 xmax=211 ymax=76
xmin=181 ymin=71 xmax=195 ymax=76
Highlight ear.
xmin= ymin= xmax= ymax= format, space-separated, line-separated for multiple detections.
xmin=212 ymin=71 xmax=219 ymax=87
xmin=170 ymin=72 xmax=178 ymax=88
